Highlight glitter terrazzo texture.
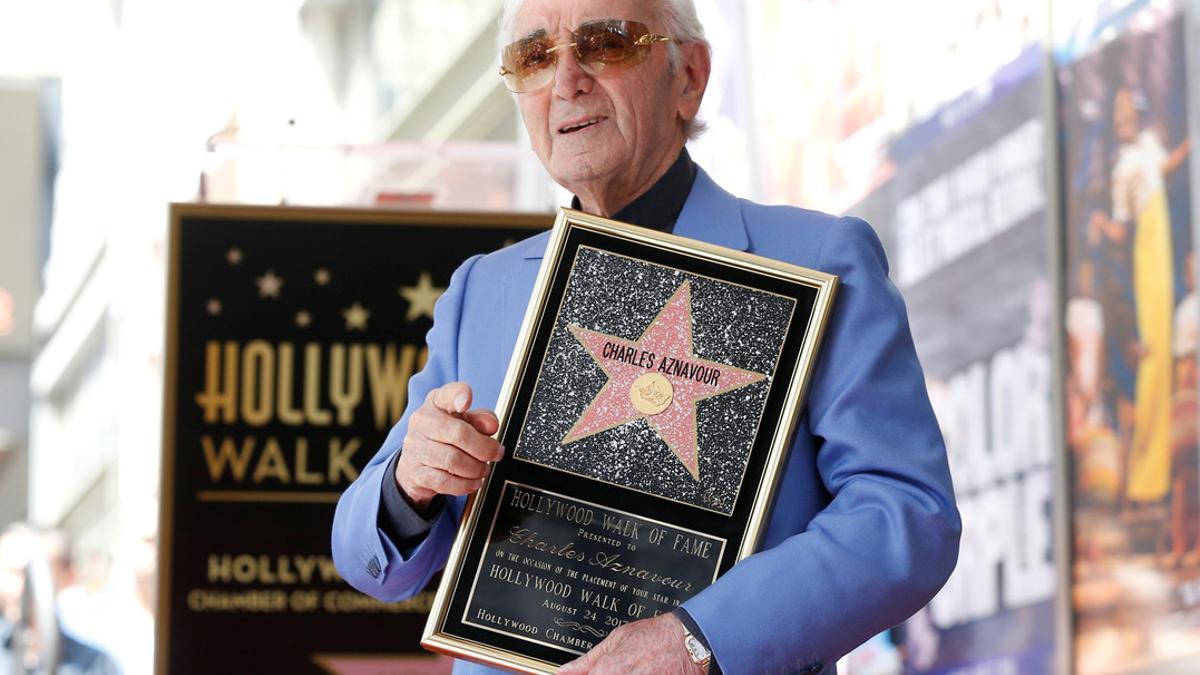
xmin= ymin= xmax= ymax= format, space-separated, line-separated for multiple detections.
xmin=513 ymin=247 xmax=795 ymax=513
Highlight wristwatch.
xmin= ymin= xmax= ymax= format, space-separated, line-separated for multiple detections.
xmin=682 ymin=625 xmax=712 ymax=672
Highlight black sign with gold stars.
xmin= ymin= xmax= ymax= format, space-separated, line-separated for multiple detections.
xmin=159 ymin=204 xmax=548 ymax=675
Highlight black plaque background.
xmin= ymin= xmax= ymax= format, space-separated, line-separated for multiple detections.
xmin=464 ymin=482 xmax=725 ymax=655
xmin=162 ymin=205 xmax=547 ymax=675
xmin=435 ymin=222 xmax=821 ymax=666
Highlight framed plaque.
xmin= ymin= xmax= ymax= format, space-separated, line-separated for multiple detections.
xmin=422 ymin=209 xmax=838 ymax=673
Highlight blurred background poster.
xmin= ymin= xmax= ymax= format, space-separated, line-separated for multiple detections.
xmin=745 ymin=0 xmax=1044 ymax=215
xmin=1058 ymin=1 xmax=1200 ymax=672
xmin=845 ymin=42 xmax=1059 ymax=675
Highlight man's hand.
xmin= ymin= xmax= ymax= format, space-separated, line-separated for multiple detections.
xmin=395 ymin=382 xmax=503 ymax=512
xmin=558 ymin=613 xmax=704 ymax=675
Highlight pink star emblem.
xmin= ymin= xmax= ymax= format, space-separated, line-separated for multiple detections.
xmin=564 ymin=281 xmax=767 ymax=480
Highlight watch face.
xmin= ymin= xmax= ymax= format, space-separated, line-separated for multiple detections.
xmin=686 ymin=635 xmax=711 ymax=661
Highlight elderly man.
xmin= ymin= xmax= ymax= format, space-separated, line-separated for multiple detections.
xmin=332 ymin=0 xmax=960 ymax=673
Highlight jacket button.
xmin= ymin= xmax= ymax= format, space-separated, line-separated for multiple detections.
xmin=367 ymin=556 xmax=382 ymax=579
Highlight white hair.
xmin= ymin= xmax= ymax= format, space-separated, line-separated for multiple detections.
xmin=498 ymin=0 xmax=709 ymax=139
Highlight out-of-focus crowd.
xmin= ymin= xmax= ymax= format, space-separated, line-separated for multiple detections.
xmin=0 ymin=523 xmax=154 ymax=675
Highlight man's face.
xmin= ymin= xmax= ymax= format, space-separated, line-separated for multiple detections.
xmin=510 ymin=0 xmax=690 ymax=197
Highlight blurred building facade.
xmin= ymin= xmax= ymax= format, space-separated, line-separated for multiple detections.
xmin=0 ymin=80 xmax=52 ymax=529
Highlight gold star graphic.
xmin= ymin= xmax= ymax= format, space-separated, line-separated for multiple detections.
xmin=342 ymin=303 xmax=370 ymax=331
xmin=295 ymin=310 xmax=312 ymax=327
xmin=314 ymin=268 xmax=331 ymax=286
xmin=398 ymin=272 xmax=445 ymax=322
xmin=227 ymin=248 xmax=243 ymax=265
xmin=206 ymin=299 xmax=222 ymax=316
xmin=256 ymin=271 xmax=284 ymax=299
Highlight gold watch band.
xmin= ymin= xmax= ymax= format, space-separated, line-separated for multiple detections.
xmin=683 ymin=627 xmax=712 ymax=672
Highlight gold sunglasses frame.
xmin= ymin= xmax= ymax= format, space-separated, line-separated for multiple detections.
xmin=497 ymin=21 xmax=673 ymax=92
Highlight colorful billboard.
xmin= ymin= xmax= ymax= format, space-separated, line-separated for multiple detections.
xmin=846 ymin=46 xmax=1060 ymax=675
xmin=1058 ymin=1 xmax=1199 ymax=672
xmin=746 ymin=0 xmax=1044 ymax=214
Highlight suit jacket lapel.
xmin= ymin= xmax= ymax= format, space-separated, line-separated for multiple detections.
xmin=674 ymin=167 xmax=750 ymax=252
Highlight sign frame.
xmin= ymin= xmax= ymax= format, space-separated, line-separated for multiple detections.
xmin=157 ymin=202 xmax=550 ymax=675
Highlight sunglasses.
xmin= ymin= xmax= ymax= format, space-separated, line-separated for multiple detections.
xmin=499 ymin=19 xmax=673 ymax=93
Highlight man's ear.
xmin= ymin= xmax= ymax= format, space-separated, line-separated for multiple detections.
xmin=677 ymin=41 xmax=711 ymax=122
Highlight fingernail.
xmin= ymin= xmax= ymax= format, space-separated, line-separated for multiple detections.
xmin=453 ymin=393 xmax=469 ymax=412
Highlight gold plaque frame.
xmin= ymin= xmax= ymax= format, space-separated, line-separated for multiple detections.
xmin=422 ymin=209 xmax=838 ymax=673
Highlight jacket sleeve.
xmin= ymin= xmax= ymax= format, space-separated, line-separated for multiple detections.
xmin=330 ymin=254 xmax=483 ymax=601
xmin=681 ymin=217 xmax=961 ymax=674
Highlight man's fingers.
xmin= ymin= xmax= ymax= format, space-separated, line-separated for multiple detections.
xmin=411 ymin=465 xmax=484 ymax=497
xmin=426 ymin=441 xmax=489 ymax=480
xmin=425 ymin=415 xmax=503 ymax=463
xmin=557 ymin=653 xmax=591 ymax=675
xmin=429 ymin=382 xmax=473 ymax=414
xmin=559 ymin=632 xmax=613 ymax=674
xmin=462 ymin=409 xmax=501 ymax=436
xmin=422 ymin=384 xmax=502 ymax=460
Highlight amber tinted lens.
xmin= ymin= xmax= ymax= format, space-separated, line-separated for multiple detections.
xmin=501 ymin=35 xmax=557 ymax=92
xmin=499 ymin=20 xmax=664 ymax=93
xmin=574 ymin=20 xmax=648 ymax=73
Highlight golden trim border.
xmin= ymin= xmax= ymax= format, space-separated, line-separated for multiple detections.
xmin=421 ymin=209 xmax=838 ymax=673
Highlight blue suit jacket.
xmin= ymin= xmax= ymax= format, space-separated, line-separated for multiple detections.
xmin=332 ymin=168 xmax=960 ymax=675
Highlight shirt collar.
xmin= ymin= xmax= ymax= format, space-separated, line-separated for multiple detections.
xmin=520 ymin=165 xmax=750 ymax=259
xmin=570 ymin=148 xmax=697 ymax=234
